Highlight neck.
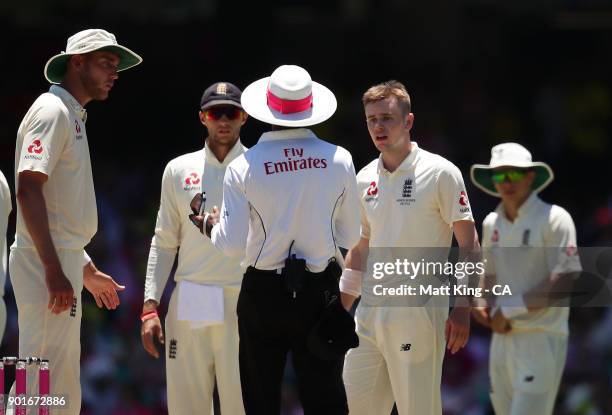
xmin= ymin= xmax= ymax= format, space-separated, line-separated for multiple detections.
xmin=501 ymin=193 xmax=532 ymax=222
xmin=59 ymin=77 xmax=91 ymax=107
xmin=381 ymin=137 xmax=412 ymax=173
xmin=207 ymin=138 xmax=237 ymax=163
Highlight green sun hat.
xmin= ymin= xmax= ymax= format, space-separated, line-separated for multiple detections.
xmin=44 ymin=29 xmax=142 ymax=84
xmin=470 ymin=142 xmax=554 ymax=197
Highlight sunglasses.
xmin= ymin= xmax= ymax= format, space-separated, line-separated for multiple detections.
xmin=490 ymin=169 xmax=529 ymax=184
xmin=203 ymin=106 xmax=242 ymax=121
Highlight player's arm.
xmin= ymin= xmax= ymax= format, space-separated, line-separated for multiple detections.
xmin=340 ymin=237 xmax=370 ymax=310
xmin=17 ymin=171 xmax=73 ymax=314
xmin=83 ymin=260 xmax=125 ymax=310
xmin=207 ymin=163 xmax=249 ymax=257
xmin=445 ymin=220 xmax=479 ymax=353
xmin=141 ymin=164 xmax=182 ymax=358
xmin=503 ymin=207 xmax=580 ymax=317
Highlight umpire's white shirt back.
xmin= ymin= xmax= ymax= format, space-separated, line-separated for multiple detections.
xmin=212 ymin=128 xmax=360 ymax=272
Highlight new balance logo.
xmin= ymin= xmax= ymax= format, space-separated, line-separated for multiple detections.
xmin=400 ymin=343 xmax=411 ymax=351
xmin=169 ymin=339 xmax=178 ymax=359
xmin=70 ymin=297 xmax=77 ymax=317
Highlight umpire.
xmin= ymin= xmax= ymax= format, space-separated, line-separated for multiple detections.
xmin=191 ymin=65 xmax=361 ymax=414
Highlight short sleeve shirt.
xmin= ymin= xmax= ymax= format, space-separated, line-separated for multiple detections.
xmin=358 ymin=142 xmax=474 ymax=248
xmin=14 ymin=86 xmax=97 ymax=250
xmin=481 ymin=193 xmax=582 ymax=335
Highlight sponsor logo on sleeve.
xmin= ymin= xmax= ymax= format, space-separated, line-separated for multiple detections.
xmin=24 ymin=138 xmax=44 ymax=160
xmin=459 ymin=190 xmax=471 ymax=213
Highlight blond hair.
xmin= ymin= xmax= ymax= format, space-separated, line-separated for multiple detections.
xmin=362 ymin=80 xmax=411 ymax=114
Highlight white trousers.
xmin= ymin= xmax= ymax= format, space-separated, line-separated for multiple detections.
xmin=489 ymin=331 xmax=567 ymax=415
xmin=7 ymin=247 xmax=83 ymax=415
xmin=165 ymin=286 xmax=244 ymax=415
xmin=343 ymin=305 xmax=448 ymax=415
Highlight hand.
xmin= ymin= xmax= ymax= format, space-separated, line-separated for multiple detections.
xmin=45 ymin=264 xmax=75 ymax=315
xmin=471 ymin=306 xmax=491 ymax=328
xmin=341 ymin=292 xmax=357 ymax=311
xmin=141 ymin=315 xmax=164 ymax=358
xmin=490 ymin=308 xmax=512 ymax=334
xmin=445 ymin=306 xmax=471 ymax=354
xmin=84 ymin=270 xmax=126 ymax=310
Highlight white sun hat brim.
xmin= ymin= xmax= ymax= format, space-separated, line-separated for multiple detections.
xmin=240 ymin=77 xmax=337 ymax=127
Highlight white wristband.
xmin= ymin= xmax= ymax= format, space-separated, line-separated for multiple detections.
xmin=340 ymin=268 xmax=363 ymax=297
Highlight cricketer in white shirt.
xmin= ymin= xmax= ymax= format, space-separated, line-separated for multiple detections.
xmin=143 ymin=141 xmax=247 ymax=415
xmin=340 ymin=82 xmax=478 ymax=415
xmin=142 ymin=80 xmax=249 ymax=415
xmin=471 ymin=143 xmax=581 ymax=415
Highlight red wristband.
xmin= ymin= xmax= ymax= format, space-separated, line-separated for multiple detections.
xmin=140 ymin=310 xmax=158 ymax=322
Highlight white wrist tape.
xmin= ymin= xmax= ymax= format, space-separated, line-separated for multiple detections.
xmin=340 ymin=268 xmax=363 ymax=297
xmin=498 ymin=296 xmax=528 ymax=319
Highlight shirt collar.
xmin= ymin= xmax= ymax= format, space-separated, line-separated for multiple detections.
xmin=377 ymin=141 xmax=420 ymax=174
xmin=496 ymin=192 xmax=541 ymax=222
xmin=49 ymin=85 xmax=87 ymax=122
xmin=204 ymin=138 xmax=244 ymax=167
xmin=258 ymin=128 xmax=317 ymax=143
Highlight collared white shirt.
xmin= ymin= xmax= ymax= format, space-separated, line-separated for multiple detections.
xmin=0 ymin=170 xmax=11 ymax=296
xmin=14 ymin=85 xmax=96 ymax=251
xmin=482 ymin=193 xmax=582 ymax=335
xmin=211 ymin=128 xmax=360 ymax=273
xmin=358 ymin=142 xmax=474 ymax=248
xmin=144 ymin=140 xmax=247 ymax=302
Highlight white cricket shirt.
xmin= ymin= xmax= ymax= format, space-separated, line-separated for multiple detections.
xmin=144 ymin=140 xmax=246 ymax=302
xmin=14 ymin=86 xmax=97 ymax=251
xmin=358 ymin=142 xmax=474 ymax=248
xmin=211 ymin=128 xmax=361 ymax=273
xmin=482 ymin=193 xmax=582 ymax=335
xmin=0 ymin=170 xmax=11 ymax=296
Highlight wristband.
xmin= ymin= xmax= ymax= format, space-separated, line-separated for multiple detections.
xmin=340 ymin=268 xmax=363 ymax=297
xmin=140 ymin=310 xmax=158 ymax=322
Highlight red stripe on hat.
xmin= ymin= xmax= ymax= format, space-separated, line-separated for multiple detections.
xmin=266 ymin=88 xmax=312 ymax=114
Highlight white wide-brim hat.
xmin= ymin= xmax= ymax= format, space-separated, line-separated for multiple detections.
xmin=241 ymin=65 xmax=337 ymax=127
xmin=44 ymin=29 xmax=142 ymax=84
xmin=470 ymin=142 xmax=554 ymax=197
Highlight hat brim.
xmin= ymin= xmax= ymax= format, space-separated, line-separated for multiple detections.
xmin=44 ymin=44 xmax=143 ymax=84
xmin=240 ymin=77 xmax=337 ymax=127
xmin=470 ymin=162 xmax=554 ymax=197
xmin=201 ymin=100 xmax=243 ymax=110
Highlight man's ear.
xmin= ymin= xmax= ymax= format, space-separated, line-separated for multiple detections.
xmin=405 ymin=112 xmax=414 ymax=131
